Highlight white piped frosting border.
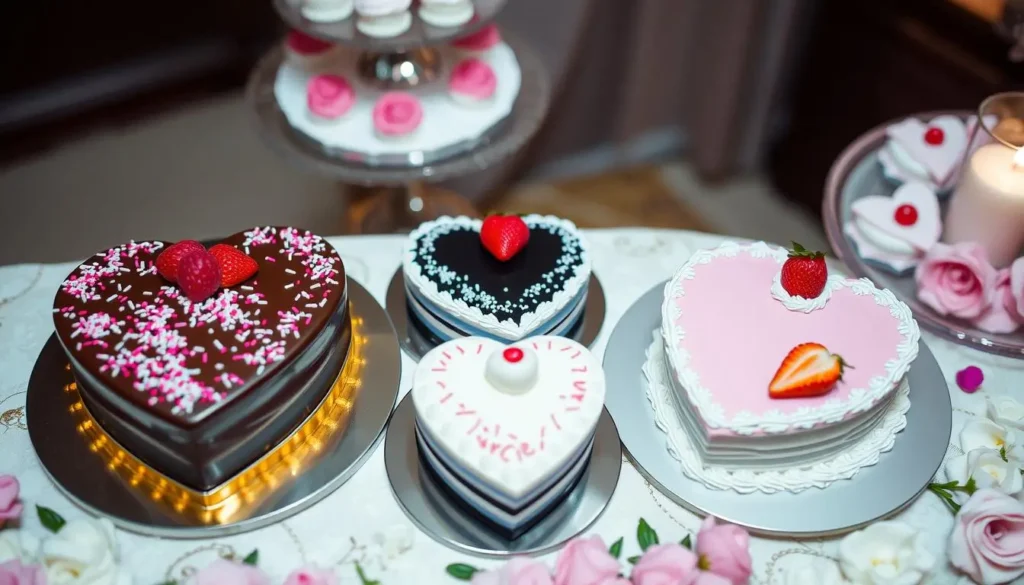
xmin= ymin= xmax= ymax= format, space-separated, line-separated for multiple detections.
xmin=660 ymin=241 xmax=920 ymax=435
xmin=643 ymin=330 xmax=911 ymax=493
xmin=403 ymin=215 xmax=592 ymax=340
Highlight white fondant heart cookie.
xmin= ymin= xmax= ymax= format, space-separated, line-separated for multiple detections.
xmin=885 ymin=116 xmax=968 ymax=187
xmin=412 ymin=336 xmax=604 ymax=503
xmin=846 ymin=183 xmax=941 ymax=274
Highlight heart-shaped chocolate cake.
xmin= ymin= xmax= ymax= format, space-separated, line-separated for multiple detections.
xmin=412 ymin=336 xmax=604 ymax=537
xmin=52 ymin=226 xmax=351 ymax=491
xmin=403 ymin=215 xmax=591 ymax=343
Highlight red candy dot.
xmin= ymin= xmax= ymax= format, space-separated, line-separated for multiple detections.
xmin=894 ymin=204 xmax=918 ymax=226
xmin=503 ymin=347 xmax=524 ymax=363
xmin=924 ymin=127 xmax=944 ymax=146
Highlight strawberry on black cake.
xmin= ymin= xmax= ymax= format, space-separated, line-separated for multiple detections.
xmin=402 ymin=215 xmax=592 ymax=343
xmin=52 ymin=226 xmax=351 ymax=492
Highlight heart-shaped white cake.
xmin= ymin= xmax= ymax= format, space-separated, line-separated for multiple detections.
xmin=412 ymin=335 xmax=604 ymax=536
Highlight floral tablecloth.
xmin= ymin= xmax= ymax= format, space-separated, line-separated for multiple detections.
xmin=1 ymin=229 xmax=1019 ymax=584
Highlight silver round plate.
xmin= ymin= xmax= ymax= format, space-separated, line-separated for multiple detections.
xmin=273 ymin=0 xmax=506 ymax=51
xmin=603 ymin=282 xmax=952 ymax=538
xmin=385 ymin=269 xmax=606 ymax=361
xmin=245 ymin=32 xmax=550 ymax=185
xmin=27 ymin=279 xmax=402 ymax=539
xmin=822 ymin=110 xmax=1024 ymax=358
xmin=384 ymin=392 xmax=621 ymax=557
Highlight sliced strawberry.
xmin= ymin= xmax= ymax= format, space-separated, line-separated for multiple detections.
xmin=780 ymin=242 xmax=828 ymax=299
xmin=769 ymin=342 xmax=850 ymax=399
xmin=155 ymin=240 xmax=206 ymax=282
xmin=209 ymin=243 xmax=259 ymax=287
xmin=480 ymin=215 xmax=530 ymax=262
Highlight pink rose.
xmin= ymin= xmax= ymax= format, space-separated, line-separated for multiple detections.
xmin=553 ymin=536 xmax=620 ymax=585
xmin=692 ymin=573 xmax=731 ymax=585
xmin=948 ymin=489 xmax=1024 ymax=584
xmin=695 ymin=517 xmax=752 ymax=585
xmin=631 ymin=544 xmax=698 ymax=585
xmin=1006 ymin=257 xmax=1024 ymax=322
xmin=976 ymin=269 xmax=1020 ymax=334
xmin=0 ymin=476 xmax=22 ymax=523
xmin=283 ymin=566 xmax=338 ymax=585
xmin=916 ymin=242 xmax=998 ymax=319
xmin=0 ymin=560 xmax=46 ymax=585
xmin=471 ymin=558 xmax=553 ymax=585
xmin=190 ymin=559 xmax=270 ymax=585
xmin=595 ymin=580 xmax=629 ymax=585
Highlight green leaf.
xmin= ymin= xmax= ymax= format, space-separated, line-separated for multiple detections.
xmin=964 ymin=477 xmax=978 ymax=495
xmin=927 ymin=483 xmax=962 ymax=514
xmin=1001 ymin=446 xmax=1008 ymax=462
xmin=608 ymin=537 xmax=623 ymax=559
xmin=680 ymin=534 xmax=692 ymax=549
xmin=155 ymin=581 xmax=177 ymax=585
xmin=627 ymin=556 xmax=641 ymax=565
xmin=636 ymin=518 xmax=659 ymax=551
xmin=356 ymin=563 xmax=381 ymax=585
xmin=241 ymin=549 xmax=259 ymax=566
xmin=445 ymin=563 xmax=480 ymax=581
xmin=36 ymin=505 xmax=66 ymax=533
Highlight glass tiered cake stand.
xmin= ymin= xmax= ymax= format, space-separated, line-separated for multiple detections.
xmin=246 ymin=0 xmax=552 ymax=232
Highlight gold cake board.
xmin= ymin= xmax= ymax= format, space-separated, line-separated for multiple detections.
xmin=27 ymin=280 xmax=402 ymax=538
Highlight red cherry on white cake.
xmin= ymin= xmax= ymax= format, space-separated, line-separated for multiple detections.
xmin=894 ymin=204 xmax=918 ymax=226
xmin=486 ymin=345 xmax=538 ymax=395
xmin=924 ymin=127 xmax=945 ymax=146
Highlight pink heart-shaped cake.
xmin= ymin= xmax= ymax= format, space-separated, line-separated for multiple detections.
xmin=52 ymin=226 xmax=351 ymax=491
xmin=412 ymin=336 xmax=604 ymax=537
xmin=660 ymin=242 xmax=919 ymax=468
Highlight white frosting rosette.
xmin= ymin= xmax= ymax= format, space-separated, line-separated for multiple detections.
xmin=838 ymin=521 xmax=934 ymax=585
xmin=38 ymin=518 xmax=132 ymax=585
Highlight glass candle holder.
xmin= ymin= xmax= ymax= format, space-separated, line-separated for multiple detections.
xmin=944 ymin=92 xmax=1024 ymax=268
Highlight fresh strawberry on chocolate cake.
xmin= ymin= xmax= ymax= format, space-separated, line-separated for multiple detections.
xmin=52 ymin=226 xmax=352 ymax=492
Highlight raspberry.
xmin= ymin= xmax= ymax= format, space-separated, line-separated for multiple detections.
xmin=177 ymin=250 xmax=222 ymax=302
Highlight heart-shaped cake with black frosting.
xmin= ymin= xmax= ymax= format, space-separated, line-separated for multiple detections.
xmin=52 ymin=226 xmax=351 ymax=491
xmin=402 ymin=215 xmax=592 ymax=342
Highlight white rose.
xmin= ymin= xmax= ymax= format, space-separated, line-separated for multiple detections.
xmin=783 ymin=556 xmax=846 ymax=585
xmin=39 ymin=518 xmax=132 ymax=585
xmin=0 ymin=530 xmax=39 ymax=563
xmin=988 ymin=395 xmax=1024 ymax=432
xmin=960 ymin=418 xmax=1024 ymax=460
xmin=945 ymin=448 xmax=1024 ymax=496
xmin=838 ymin=521 xmax=934 ymax=585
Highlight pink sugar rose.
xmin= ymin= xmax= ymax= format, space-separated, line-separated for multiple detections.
xmin=190 ymin=559 xmax=270 ymax=585
xmin=0 ymin=560 xmax=46 ymax=585
xmin=283 ymin=566 xmax=338 ymax=585
xmin=976 ymin=269 xmax=1020 ymax=334
xmin=695 ymin=517 xmax=752 ymax=585
xmin=948 ymin=489 xmax=1024 ymax=584
xmin=631 ymin=543 xmax=699 ymax=585
xmin=0 ymin=476 xmax=22 ymax=524
xmin=915 ymin=242 xmax=999 ymax=320
xmin=553 ymin=536 xmax=620 ymax=585
xmin=471 ymin=558 xmax=553 ymax=585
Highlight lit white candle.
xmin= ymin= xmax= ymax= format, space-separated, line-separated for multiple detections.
xmin=943 ymin=143 xmax=1024 ymax=267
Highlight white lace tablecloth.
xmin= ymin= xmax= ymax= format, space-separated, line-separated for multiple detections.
xmin=0 ymin=229 xmax=1016 ymax=584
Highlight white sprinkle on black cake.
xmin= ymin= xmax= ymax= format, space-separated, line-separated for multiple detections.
xmin=402 ymin=215 xmax=592 ymax=342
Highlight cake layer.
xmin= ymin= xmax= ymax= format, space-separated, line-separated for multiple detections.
xmin=664 ymin=347 xmax=902 ymax=468
xmin=416 ymin=426 xmax=592 ymax=536
xmin=661 ymin=241 xmax=919 ymax=438
xmin=403 ymin=215 xmax=591 ymax=341
xmin=405 ymin=282 xmax=587 ymax=343
xmin=76 ymin=303 xmax=350 ymax=490
xmin=52 ymin=227 xmax=351 ymax=491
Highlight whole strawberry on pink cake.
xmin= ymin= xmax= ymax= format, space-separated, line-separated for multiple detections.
xmin=647 ymin=241 xmax=920 ymax=492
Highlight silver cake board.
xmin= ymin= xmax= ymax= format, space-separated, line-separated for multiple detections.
xmin=27 ymin=279 xmax=402 ymax=539
xmin=384 ymin=393 xmax=621 ymax=557
xmin=386 ymin=269 xmax=606 ymax=361
xmin=603 ymin=282 xmax=952 ymax=538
